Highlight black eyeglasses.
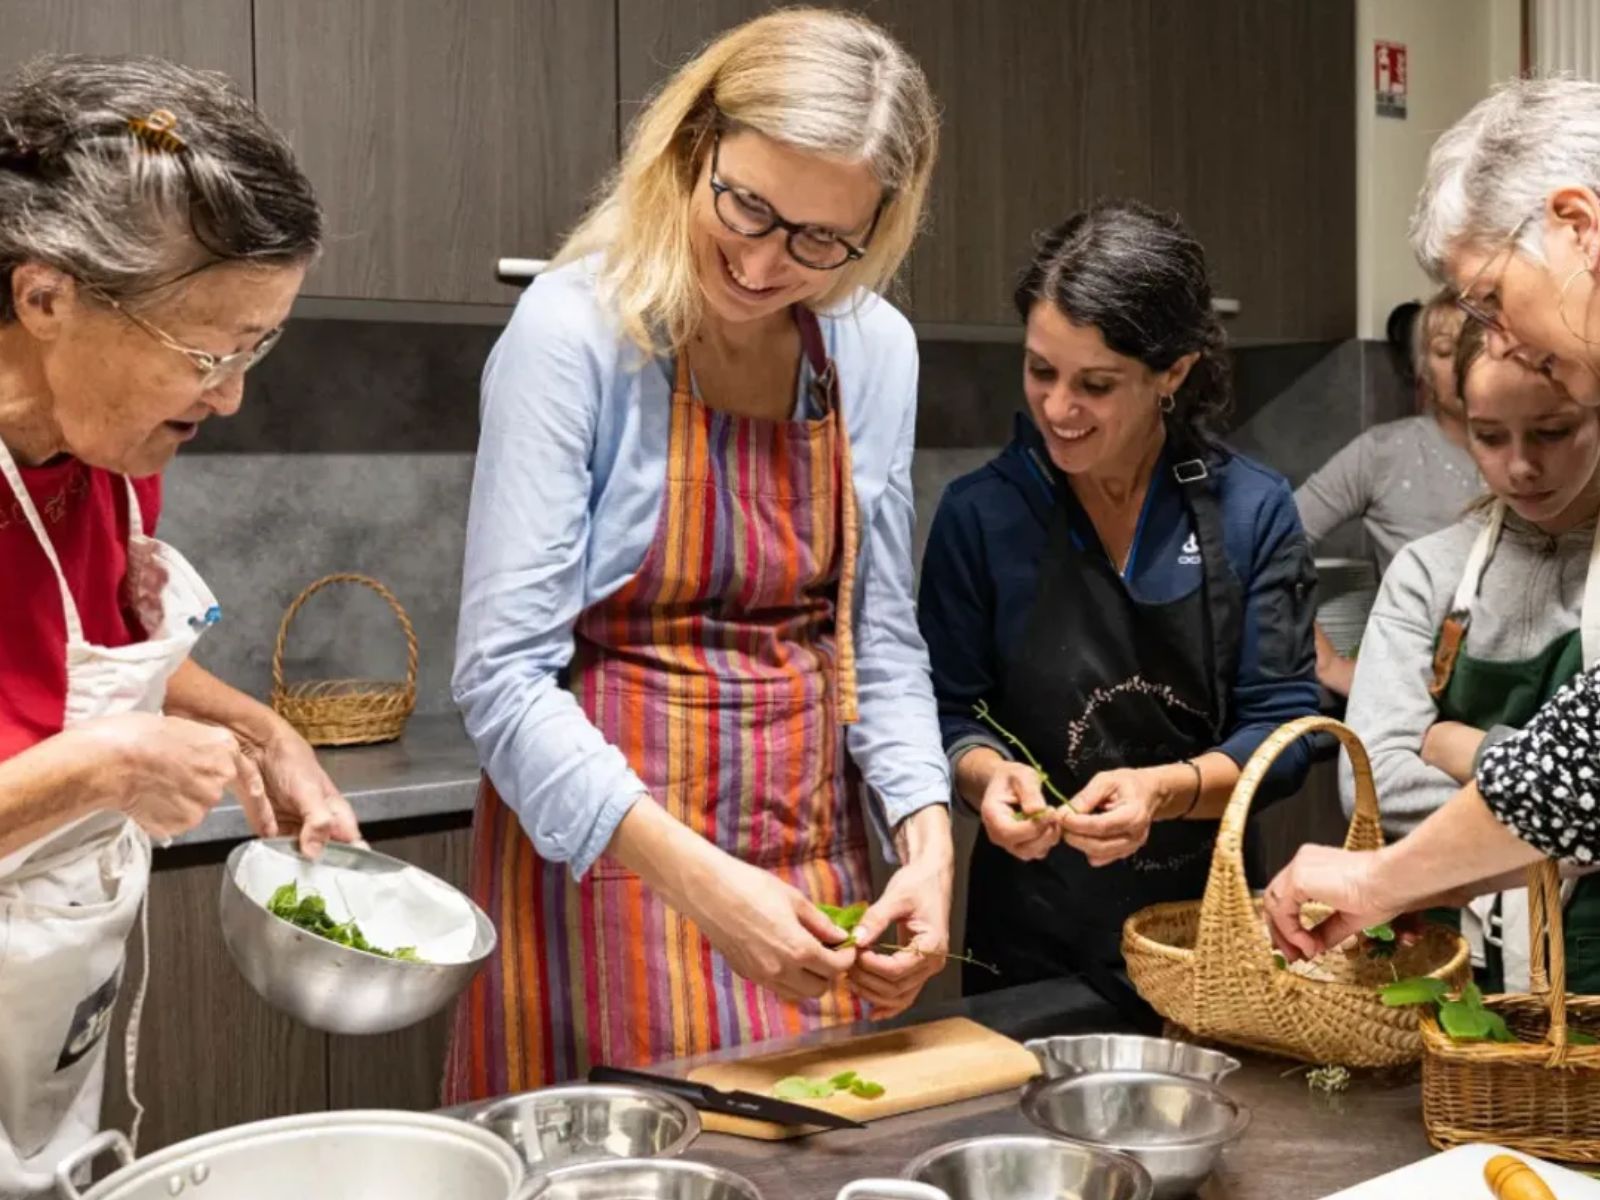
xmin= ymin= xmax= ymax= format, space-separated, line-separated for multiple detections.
xmin=708 ymin=134 xmax=881 ymax=271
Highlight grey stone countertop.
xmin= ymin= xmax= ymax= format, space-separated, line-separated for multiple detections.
xmin=167 ymin=713 xmax=481 ymax=846
xmin=450 ymin=979 xmax=1437 ymax=1199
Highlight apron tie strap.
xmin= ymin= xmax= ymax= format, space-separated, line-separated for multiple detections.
xmin=796 ymin=307 xmax=859 ymax=723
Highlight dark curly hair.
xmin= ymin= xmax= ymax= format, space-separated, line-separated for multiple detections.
xmin=1014 ymin=200 xmax=1231 ymax=450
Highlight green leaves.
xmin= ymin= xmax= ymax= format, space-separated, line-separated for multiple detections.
xmin=771 ymin=1070 xmax=886 ymax=1102
xmin=264 ymin=880 xmax=425 ymax=963
xmin=1362 ymin=923 xmax=1396 ymax=942
xmin=1378 ymin=976 xmax=1448 ymax=1007
xmin=1569 ymin=1029 xmax=1599 ymax=1046
xmin=1379 ymin=977 xmax=1513 ymax=1043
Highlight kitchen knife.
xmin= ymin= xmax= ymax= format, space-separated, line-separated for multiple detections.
xmin=587 ymin=1064 xmax=865 ymax=1131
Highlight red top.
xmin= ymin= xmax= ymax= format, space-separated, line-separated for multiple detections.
xmin=0 ymin=459 xmax=162 ymax=761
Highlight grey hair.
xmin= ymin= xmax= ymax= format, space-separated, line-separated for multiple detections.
xmin=1411 ymin=76 xmax=1600 ymax=280
xmin=0 ymin=53 xmax=320 ymax=323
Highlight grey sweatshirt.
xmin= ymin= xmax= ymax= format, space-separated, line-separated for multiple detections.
xmin=1296 ymin=415 xmax=1482 ymax=577
xmin=1340 ymin=508 xmax=1595 ymax=836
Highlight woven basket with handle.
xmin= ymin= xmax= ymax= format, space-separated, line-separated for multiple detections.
xmin=1122 ymin=715 xmax=1472 ymax=1067
xmin=269 ymin=573 xmax=418 ymax=747
xmin=1421 ymin=860 xmax=1600 ymax=1162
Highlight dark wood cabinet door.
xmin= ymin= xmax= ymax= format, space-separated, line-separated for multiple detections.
xmin=0 ymin=0 xmax=252 ymax=91
xmin=1149 ymin=0 xmax=1356 ymax=342
xmin=253 ymin=0 xmax=617 ymax=303
xmin=102 ymin=858 xmax=329 ymax=1152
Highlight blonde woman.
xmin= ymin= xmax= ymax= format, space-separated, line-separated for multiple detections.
xmin=444 ymin=9 xmax=952 ymax=1096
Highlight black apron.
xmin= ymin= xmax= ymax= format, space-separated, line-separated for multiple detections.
xmin=963 ymin=430 xmax=1243 ymax=1026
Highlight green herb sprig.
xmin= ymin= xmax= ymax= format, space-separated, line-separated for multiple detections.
xmin=772 ymin=1069 xmax=886 ymax=1101
xmin=972 ymin=701 xmax=1078 ymax=819
xmin=816 ymin=902 xmax=1000 ymax=975
xmin=266 ymin=881 xmax=423 ymax=962
xmin=1380 ymin=976 xmax=1598 ymax=1045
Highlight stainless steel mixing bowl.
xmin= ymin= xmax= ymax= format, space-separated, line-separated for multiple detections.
xmin=1024 ymin=1034 xmax=1241 ymax=1084
xmin=902 ymin=1134 xmax=1151 ymax=1200
xmin=1020 ymin=1071 xmax=1248 ymax=1200
xmin=220 ymin=837 xmax=496 ymax=1035
xmin=518 ymin=1160 xmax=948 ymax=1200
xmin=471 ymin=1085 xmax=699 ymax=1173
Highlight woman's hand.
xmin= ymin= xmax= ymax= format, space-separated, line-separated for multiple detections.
xmin=1057 ymin=767 xmax=1167 ymax=866
xmin=978 ymin=762 xmax=1061 ymax=860
xmin=73 ymin=712 xmax=266 ymax=839
xmin=848 ymin=807 xmax=954 ymax=1018
xmin=1421 ymin=720 xmax=1487 ymax=785
xmin=689 ymin=860 xmax=859 ymax=1003
xmin=1263 ymin=843 xmax=1399 ymax=961
xmin=244 ymin=718 xmax=363 ymax=856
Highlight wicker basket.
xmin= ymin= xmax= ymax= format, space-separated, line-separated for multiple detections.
xmin=1421 ymin=860 xmax=1600 ymax=1162
xmin=1122 ymin=715 xmax=1472 ymax=1067
xmin=270 ymin=573 xmax=418 ymax=747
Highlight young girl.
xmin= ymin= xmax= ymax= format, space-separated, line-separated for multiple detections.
xmin=1342 ymin=320 xmax=1600 ymax=990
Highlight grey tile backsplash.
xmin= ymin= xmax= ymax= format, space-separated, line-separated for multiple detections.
xmin=162 ymin=317 xmax=1404 ymax=715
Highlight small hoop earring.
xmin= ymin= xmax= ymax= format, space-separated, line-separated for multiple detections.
xmin=1159 ymin=394 xmax=1176 ymax=414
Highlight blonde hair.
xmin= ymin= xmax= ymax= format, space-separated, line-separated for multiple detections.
xmin=1411 ymin=287 xmax=1462 ymax=407
xmin=553 ymin=7 xmax=938 ymax=354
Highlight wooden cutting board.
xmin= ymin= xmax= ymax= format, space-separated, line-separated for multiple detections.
xmin=686 ymin=1017 xmax=1041 ymax=1140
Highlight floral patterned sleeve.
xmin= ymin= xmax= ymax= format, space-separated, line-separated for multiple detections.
xmin=1476 ymin=665 xmax=1600 ymax=865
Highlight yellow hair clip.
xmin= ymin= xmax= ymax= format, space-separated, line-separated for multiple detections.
xmin=127 ymin=109 xmax=184 ymax=155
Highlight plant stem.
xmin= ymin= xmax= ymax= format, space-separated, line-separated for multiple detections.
xmin=972 ymin=701 xmax=1078 ymax=811
xmin=863 ymin=941 xmax=1001 ymax=976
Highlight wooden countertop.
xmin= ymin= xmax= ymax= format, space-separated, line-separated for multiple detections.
xmin=652 ymin=978 xmax=1436 ymax=1200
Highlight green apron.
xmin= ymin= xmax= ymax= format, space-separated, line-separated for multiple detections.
xmin=1431 ymin=501 xmax=1600 ymax=993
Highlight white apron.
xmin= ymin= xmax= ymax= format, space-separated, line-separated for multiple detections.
xmin=0 ymin=440 xmax=219 ymax=1198
xmin=1448 ymin=502 xmax=1594 ymax=990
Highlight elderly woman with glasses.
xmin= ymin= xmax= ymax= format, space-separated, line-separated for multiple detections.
xmin=444 ymin=9 xmax=952 ymax=1097
xmin=0 ymin=55 xmax=357 ymax=1193
xmin=1267 ymin=77 xmax=1600 ymax=963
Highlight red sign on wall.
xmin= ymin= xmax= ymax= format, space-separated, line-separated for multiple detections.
xmin=1375 ymin=40 xmax=1407 ymax=119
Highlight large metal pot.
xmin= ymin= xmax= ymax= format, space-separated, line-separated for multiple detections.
xmin=54 ymin=1111 xmax=523 ymax=1200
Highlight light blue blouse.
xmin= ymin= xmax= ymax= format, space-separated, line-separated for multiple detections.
xmin=453 ymin=258 xmax=951 ymax=878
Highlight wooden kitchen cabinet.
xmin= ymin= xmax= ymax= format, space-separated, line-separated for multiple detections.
xmin=1148 ymin=0 xmax=1356 ymax=342
xmin=0 ymin=0 xmax=252 ymax=91
xmin=251 ymin=0 xmax=617 ymax=304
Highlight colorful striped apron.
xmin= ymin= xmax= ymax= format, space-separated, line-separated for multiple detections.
xmin=444 ymin=308 xmax=871 ymax=1100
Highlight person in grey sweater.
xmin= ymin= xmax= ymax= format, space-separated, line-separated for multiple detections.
xmin=1340 ymin=319 xmax=1600 ymax=989
xmin=1295 ymin=291 xmax=1481 ymax=695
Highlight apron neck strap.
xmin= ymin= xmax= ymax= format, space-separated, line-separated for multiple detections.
xmin=675 ymin=306 xmax=839 ymax=414
xmin=1431 ymin=502 xmax=1508 ymax=697
xmin=0 ymin=437 xmax=87 ymax=645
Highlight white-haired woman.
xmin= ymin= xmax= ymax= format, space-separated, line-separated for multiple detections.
xmin=0 ymin=55 xmax=358 ymax=1193
xmin=1268 ymin=77 xmax=1600 ymax=960
xmin=445 ymin=9 xmax=952 ymax=1097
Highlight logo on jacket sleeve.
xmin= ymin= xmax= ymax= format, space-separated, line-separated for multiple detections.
xmin=1178 ymin=533 xmax=1202 ymax=566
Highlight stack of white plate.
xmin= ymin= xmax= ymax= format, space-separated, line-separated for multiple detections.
xmin=1314 ymin=557 xmax=1379 ymax=657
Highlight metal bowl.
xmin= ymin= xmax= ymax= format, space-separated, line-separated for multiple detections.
xmin=54 ymin=1111 xmax=522 ymax=1200
xmin=219 ymin=838 xmax=496 ymax=1035
xmin=903 ymin=1134 xmax=1152 ymax=1200
xmin=1024 ymin=1034 xmax=1241 ymax=1084
xmin=472 ymin=1085 xmax=699 ymax=1173
xmin=1021 ymin=1071 xmax=1248 ymax=1200
xmin=515 ymin=1158 xmax=763 ymax=1200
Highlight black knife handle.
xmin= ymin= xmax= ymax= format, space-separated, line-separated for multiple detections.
xmin=588 ymin=1065 xmax=708 ymax=1106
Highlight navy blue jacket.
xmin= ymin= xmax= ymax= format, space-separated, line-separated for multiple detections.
xmin=918 ymin=415 xmax=1320 ymax=801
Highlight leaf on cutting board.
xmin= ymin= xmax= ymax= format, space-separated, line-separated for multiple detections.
xmin=772 ymin=1075 xmax=836 ymax=1101
xmin=848 ymin=1079 xmax=885 ymax=1099
xmin=828 ymin=1071 xmax=859 ymax=1089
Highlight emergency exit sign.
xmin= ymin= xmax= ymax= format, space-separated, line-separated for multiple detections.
xmin=1375 ymin=40 xmax=1407 ymax=119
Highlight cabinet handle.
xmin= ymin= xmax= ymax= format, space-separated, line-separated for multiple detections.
xmin=1211 ymin=296 xmax=1242 ymax=316
xmin=496 ymin=257 xmax=549 ymax=284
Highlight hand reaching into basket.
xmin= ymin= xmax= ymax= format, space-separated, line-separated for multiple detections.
xmin=1264 ymin=842 xmax=1402 ymax=962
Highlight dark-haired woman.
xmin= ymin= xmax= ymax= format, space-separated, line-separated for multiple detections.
xmin=918 ymin=201 xmax=1320 ymax=1010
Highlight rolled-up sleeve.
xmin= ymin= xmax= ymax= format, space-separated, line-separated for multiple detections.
xmin=452 ymin=288 xmax=647 ymax=879
xmin=845 ymin=341 xmax=952 ymax=840
xmin=1216 ymin=480 xmax=1321 ymax=799
xmin=1478 ymin=666 xmax=1600 ymax=864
